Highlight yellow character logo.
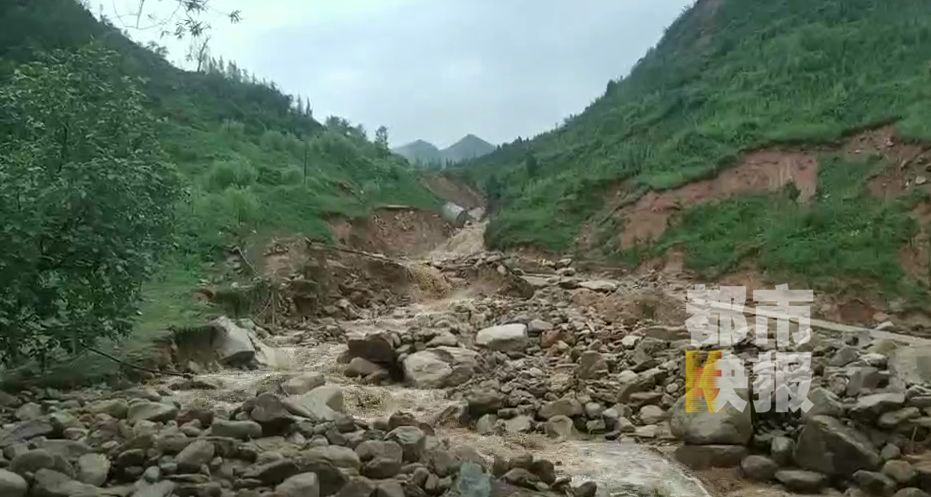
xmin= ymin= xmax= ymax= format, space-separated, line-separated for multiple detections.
xmin=685 ymin=350 xmax=722 ymax=413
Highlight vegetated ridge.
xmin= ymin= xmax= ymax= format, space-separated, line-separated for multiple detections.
xmin=0 ymin=0 xmax=437 ymax=384
xmin=460 ymin=0 xmax=931 ymax=299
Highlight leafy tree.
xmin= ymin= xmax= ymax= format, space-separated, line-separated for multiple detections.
xmin=525 ymin=152 xmax=539 ymax=178
xmin=375 ymin=126 xmax=390 ymax=156
xmin=0 ymin=44 xmax=182 ymax=365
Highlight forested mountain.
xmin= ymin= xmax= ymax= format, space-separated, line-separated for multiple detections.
xmin=462 ymin=0 xmax=931 ymax=296
xmin=393 ymin=139 xmax=442 ymax=165
xmin=394 ymin=134 xmax=495 ymax=168
xmin=442 ymin=134 xmax=496 ymax=163
xmin=0 ymin=0 xmax=435 ymax=370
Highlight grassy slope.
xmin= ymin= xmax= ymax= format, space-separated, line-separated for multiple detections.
xmin=463 ymin=0 xmax=931 ymax=255
xmin=0 ymin=0 xmax=437 ymax=385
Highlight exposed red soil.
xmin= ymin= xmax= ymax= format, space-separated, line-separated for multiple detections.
xmin=620 ymin=150 xmax=818 ymax=248
xmin=593 ymin=127 xmax=931 ymax=253
xmin=420 ymin=174 xmax=485 ymax=209
xmin=330 ymin=207 xmax=453 ymax=257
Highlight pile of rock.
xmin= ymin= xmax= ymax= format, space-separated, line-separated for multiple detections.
xmin=0 ymin=374 xmax=593 ymax=497
xmin=341 ymin=320 xmax=486 ymax=390
xmin=668 ymin=339 xmax=931 ymax=497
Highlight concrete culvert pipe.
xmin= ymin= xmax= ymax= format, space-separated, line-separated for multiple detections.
xmin=441 ymin=202 xmax=471 ymax=227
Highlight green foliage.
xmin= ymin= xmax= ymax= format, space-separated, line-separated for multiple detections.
xmin=0 ymin=0 xmax=439 ymax=378
xmin=464 ymin=0 xmax=931 ymax=253
xmin=654 ymin=156 xmax=919 ymax=292
xmin=0 ymin=44 xmax=182 ymax=365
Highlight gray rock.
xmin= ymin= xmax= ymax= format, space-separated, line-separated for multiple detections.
xmin=299 ymin=446 xmax=361 ymax=470
xmin=362 ymin=457 xmax=401 ymax=479
xmin=277 ymin=472 xmax=321 ymax=497
xmin=475 ymin=324 xmax=529 ymax=352
xmin=638 ymin=405 xmax=666 ymax=425
xmin=336 ymin=477 xmax=376 ymax=497
xmin=504 ymin=416 xmax=533 ymax=434
xmin=87 ymin=399 xmax=129 ymax=418
xmin=771 ymin=436 xmax=795 ymax=466
xmin=669 ymin=394 xmax=752 ymax=445
xmin=467 ymin=390 xmax=504 ymax=418
xmin=0 ymin=469 xmax=26 ymax=497
xmin=879 ymin=407 xmax=920 ymax=429
xmin=282 ymin=373 xmax=326 ymax=395
xmin=804 ymin=387 xmax=845 ymax=419
xmin=884 ymin=460 xmax=917 ymax=485
xmin=741 ymin=455 xmax=778 ymax=481
xmin=527 ymin=320 xmax=553 ymax=333
xmin=539 ymin=398 xmax=582 ymax=420
xmin=454 ymin=462 xmax=491 ymax=497
xmin=376 ymin=480 xmax=405 ymax=497
xmin=347 ymin=332 xmax=396 ymax=365
xmin=848 ymin=367 xmax=883 ymax=397
xmin=77 ymin=453 xmax=110 ymax=486
xmin=32 ymin=469 xmax=101 ymax=497
xmin=176 ymin=440 xmax=215 ymax=473
xmin=132 ymin=481 xmax=176 ymax=497
xmin=882 ymin=444 xmax=903 ymax=461
xmin=852 ymin=392 xmax=907 ymax=418
xmin=355 ymin=441 xmax=402 ymax=463
xmin=402 ymin=351 xmax=452 ymax=388
xmin=345 ymin=358 xmax=386 ymax=378
xmin=34 ymin=440 xmax=92 ymax=459
xmin=0 ymin=418 xmax=55 ymax=446
xmin=853 ymin=469 xmax=897 ymax=496
xmin=673 ymin=445 xmax=746 ymax=470
xmin=243 ymin=459 xmax=301 ymax=484
xmin=211 ymin=315 xmax=257 ymax=364
xmin=476 ymin=414 xmax=497 ymax=435
xmin=576 ymin=351 xmax=608 ymax=379
xmin=795 ymin=415 xmax=881 ymax=476
xmin=15 ymin=402 xmax=42 ymax=420
xmin=774 ymin=469 xmax=826 ymax=493
xmin=894 ymin=489 xmax=931 ymax=497
xmin=889 ymin=346 xmax=931 ymax=385
xmin=831 ymin=346 xmax=860 ymax=367
xmin=10 ymin=449 xmax=74 ymax=478
xmin=210 ymin=419 xmax=262 ymax=440
xmin=544 ymin=416 xmax=575 ymax=440
xmin=285 ymin=385 xmax=346 ymax=422
xmin=386 ymin=426 xmax=426 ymax=462
xmin=578 ymin=280 xmax=618 ymax=292
xmin=127 ymin=401 xmax=178 ymax=424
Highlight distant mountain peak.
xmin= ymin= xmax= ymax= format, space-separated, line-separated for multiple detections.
xmin=393 ymin=134 xmax=495 ymax=167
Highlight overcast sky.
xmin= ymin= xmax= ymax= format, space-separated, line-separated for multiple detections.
xmin=98 ymin=0 xmax=692 ymax=147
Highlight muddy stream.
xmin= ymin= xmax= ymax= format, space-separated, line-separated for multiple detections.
xmin=162 ymin=221 xmax=712 ymax=497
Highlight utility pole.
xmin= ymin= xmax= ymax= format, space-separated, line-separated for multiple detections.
xmin=303 ymin=140 xmax=308 ymax=186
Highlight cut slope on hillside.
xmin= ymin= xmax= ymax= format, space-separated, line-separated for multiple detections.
xmin=462 ymin=0 xmax=931 ymax=296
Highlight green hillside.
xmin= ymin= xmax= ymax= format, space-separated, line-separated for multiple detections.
xmin=0 ymin=0 xmax=437 ymax=382
xmin=463 ymin=0 xmax=931 ymax=293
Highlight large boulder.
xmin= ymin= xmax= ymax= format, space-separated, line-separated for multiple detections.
xmin=0 ymin=469 xmax=26 ymax=497
xmin=127 ymin=400 xmax=178 ymax=424
xmin=475 ymin=324 xmax=528 ymax=353
xmin=32 ymin=469 xmax=101 ymax=497
xmin=794 ymin=415 xmax=881 ymax=476
xmin=285 ymin=386 xmax=345 ymax=422
xmin=669 ymin=394 xmax=752 ymax=445
xmin=211 ymin=316 xmax=257 ymax=364
xmin=889 ymin=346 xmax=931 ymax=385
xmin=282 ymin=373 xmax=326 ymax=395
xmin=402 ymin=347 xmax=479 ymax=388
xmin=347 ymin=332 xmax=396 ymax=365
xmin=277 ymin=473 xmax=321 ymax=497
